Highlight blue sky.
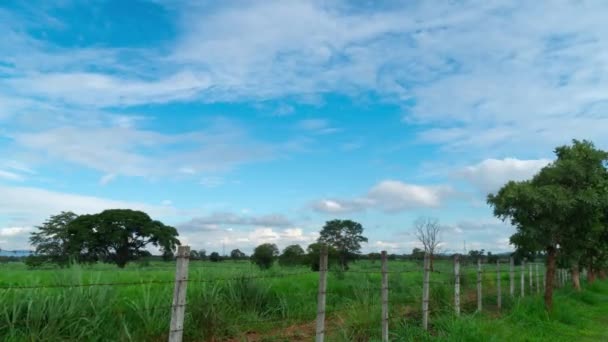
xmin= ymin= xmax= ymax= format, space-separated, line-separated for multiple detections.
xmin=1 ymin=1 xmax=607 ymax=255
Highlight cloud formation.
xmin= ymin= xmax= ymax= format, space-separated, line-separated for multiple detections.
xmin=458 ymin=158 xmax=552 ymax=194
xmin=313 ymin=180 xmax=454 ymax=214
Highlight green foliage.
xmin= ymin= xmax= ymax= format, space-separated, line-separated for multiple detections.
xmin=230 ymin=249 xmax=247 ymax=260
xmin=209 ymin=252 xmax=222 ymax=262
xmin=306 ymin=242 xmax=338 ymax=271
xmin=318 ymin=219 xmax=368 ymax=270
xmin=29 ymin=209 xmax=180 ymax=268
xmin=24 ymin=255 xmax=45 ymax=269
xmin=278 ymin=244 xmax=305 ymax=267
xmin=29 ymin=211 xmax=78 ymax=266
xmin=251 ymin=243 xmax=279 ymax=270
xmin=488 ymin=140 xmax=608 ymax=309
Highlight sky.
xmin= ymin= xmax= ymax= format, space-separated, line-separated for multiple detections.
xmin=1 ymin=0 xmax=608 ymax=255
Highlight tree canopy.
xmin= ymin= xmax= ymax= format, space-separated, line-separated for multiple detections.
xmin=278 ymin=244 xmax=305 ymax=267
xmin=488 ymin=139 xmax=608 ymax=310
xmin=318 ymin=219 xmax=368 ymax=270
xmin=251 ymin=243 xmax=279 ymax=270
xmin=30 ymin=209 xmax=180 ymax=268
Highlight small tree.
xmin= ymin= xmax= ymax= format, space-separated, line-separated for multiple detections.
xmin=29 ymin=211 xmax=78 ymax=266
xmin=318 ymin=219 xmax=368 ymax=270
xmin=279 ymin=244 xmax=305 ymax=267
xmin=198 ymin=249 xmax=207 ymax=260
xmin=251 ymin=243 xmax=279 ymax=270
xmin=414 ymin=217 xmax=441 ymax=271
xmin=209 ymin=252 xmax=221 ymax=262
xmin=230 ymin=249 xmax=246 ymax=260
xmin=306 ymin=242 xmax=338 ymax=271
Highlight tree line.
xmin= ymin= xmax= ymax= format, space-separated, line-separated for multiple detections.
xmin=488 ymin=140 xmax=608 ymax=311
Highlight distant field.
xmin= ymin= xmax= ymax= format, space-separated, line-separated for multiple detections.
xmin=0 ymin=259 xmax=605 ymax=341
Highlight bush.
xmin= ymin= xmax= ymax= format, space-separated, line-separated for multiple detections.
xmin=24 ymin=255 xmax=46 ymax=269
xmin=251 ymin=243 xmax=279 ymax=270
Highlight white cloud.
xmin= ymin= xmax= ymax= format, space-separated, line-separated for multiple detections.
xmin=0 ymin=169 xmax=25 ymax=181
xmin=99 ymin=173 xmax=117 ymax=185
xmin=199 ymin=176 xmax=225 ymax=188
xmin=297 ymin=119 xmax=339 ymax=135
xmin=458 ymin=158 xmax=552 ymax=194
xmin=0 ymin=185 xmax=175 ymax=227
xmin=9 ymin=119 xmax=277 ymax=178
xmin=0 ymin=227 xmax=32 ymax=237
xmin=312 ymin=180 xmax=455 ymax=214
xmin=179 ymin=212 xmax=293 ymax=231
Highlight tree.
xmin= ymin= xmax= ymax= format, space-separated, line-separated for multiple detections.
xmin=488 ymin=140 xmax=608 ymax=310
xmin=58 ymin=209 xmax=179 ymax=268
xmin=189 ymin=250 xmax=200 ymax=260
xmin=318 ymin=219 xmax=368 ymax=270
xmin=411 ymin=247 xmax=425 ymax=261
xmin=162 ymin=249 xmax=174 ymax=261
xmin=29 ymin=211 xmax=78 ymax=266
xmin=198 ymin=249 xmax=207 ymax=260
xmin=251 ymin=243 xmax=279 ymax=270
xmin=230 ymin=249 xmax=246 ymax=260
xmin=306 ymin=242 xmax=338 ymax=271
xmin=414 ymin=217 xmax=442 ymax=271
xmin=209 ymin=252 xmax=221 ymax=262
xmin=279 ymin=244 xmax=305 ymax=267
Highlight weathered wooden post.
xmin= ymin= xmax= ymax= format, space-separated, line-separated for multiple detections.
xmin=169 ymin=245 xmax=190 ymax=342
xmin=454 ymin=254 xmax=460 ymax=317
xmin=521 ymin=260 xmax=526 ymax=297
xmin=422 ymin=252 xmax=430 ymax=330
xmin=477 ymin=258 xmax=482 ymax=312
xmin=497 ymin=259 xmax=502 ymax=310
xmin=381 ymin=251 xmax=389 ymax=342
xmin=529 ymin=262 xmax=534 ymax=293
xmin=315 ymin=245 xmax=328 ymax=342
xmin=535 ymin=264 xmax=540 ymax=294
xmin=509 ymin=257 xmax=515 ymax=297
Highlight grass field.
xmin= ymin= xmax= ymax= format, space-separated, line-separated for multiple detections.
xmin=0 ymin=259 xmax=605 ymax=341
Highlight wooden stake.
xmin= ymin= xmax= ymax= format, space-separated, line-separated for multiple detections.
xmin=381 ymin=251 xmax=389 ymax=342
xmin=497 ymin=259 xmax=501 ymax=310
xmin=509 ymin=257 xmax=515 ymax=297
xmin=477 ymin=258 xmax=482 ymax=312
xmin=422 ymin=252 xmax=430 ymax=330
xmin=454 ymin=254 xmax=460 ymax=317
xmin=315 ymin=245 xmax=328 ymax=342
xmin=169 ymin=246 xmax=190 ymax=342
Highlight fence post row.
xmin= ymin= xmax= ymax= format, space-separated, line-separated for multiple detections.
xmin=496 ymin=260 xmax=501 ymax=310
xmin=509 ymin=257 xmax=515 ymax=297
xmin=315 ymin=245 xmax=329 ymax=342
xmin=169 ymin=246 xmax=190 ymax=342
xmin=422 ymin=252 xmax=430 ymax=331
xmin=454 ymin=255 xmax=461 ymax=317
xmin=380 ymin=251 xmax=389 ymax=342
xmin=477 ymin=258 xmax=482 ymax=312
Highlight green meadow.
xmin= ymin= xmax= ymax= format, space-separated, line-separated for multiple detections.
xmin=0 ymin=260 xmax=606 ymax=341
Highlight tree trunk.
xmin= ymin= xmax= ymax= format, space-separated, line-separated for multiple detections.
xmin=588 ymin=268 xmax=596 ymax=283
xmin=544 ymin=247 xmax=557 ymax=311
xmin=599 ymin=269 xmax=607 ymax=280
xmin=571 ymin=264 xmax=581 ymax=291
xmin=430 ymin=253 xmax=435 ymax=272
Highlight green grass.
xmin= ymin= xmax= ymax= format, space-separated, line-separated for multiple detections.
xmin=0 ymin=260 xmax=605 ymax=341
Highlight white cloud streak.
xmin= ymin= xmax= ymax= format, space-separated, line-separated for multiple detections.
xmin=313 ymin=180 xmax=455 ymax=214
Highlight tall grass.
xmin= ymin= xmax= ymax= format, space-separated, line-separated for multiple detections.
xmin=0 ymin=260 xmax=606 ymax=341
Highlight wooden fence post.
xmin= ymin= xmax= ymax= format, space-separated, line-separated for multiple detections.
xmin=315 ymin=245 xmax=328 ymax=342
xmin=381 ymin=251 xmax=389 ymax=342
xmin=454 ymin=254 xmax=460 ymax=317
xmin=542 ymin=266 xmax=546 ymax=291
xmin=497 ymin=259 xmax=501 ymax=310
xmin=477 ymin=258 xmax=482 ymax=312
xmin=529 ymin=262 xmax=534 ymax=293
xmin=169 ymin=245 xmax=190 ymax=342
xmin=535 ymin=264 xmax=540 ymax=294
xmin=509 ymin=257 xmax=515 ymax=297
xmin=422 ymin=252 xmax=430 ymax=331
xmin=521 ymin=261 xmax=525 ymax=297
